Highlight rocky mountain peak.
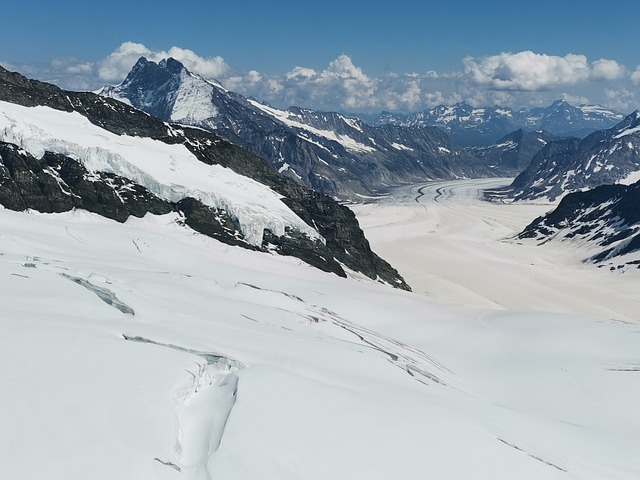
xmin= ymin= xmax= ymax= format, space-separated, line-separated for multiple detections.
xmin=158 ymin=57 xmax=187 ymax=74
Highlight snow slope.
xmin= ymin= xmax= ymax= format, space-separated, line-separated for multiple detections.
xmin=0 ymin=100 xmax=320 ymax=245
xmin=1 ymin=197 xmax=640 ymax=478
xmin=247 ymin=99 xmax=377 ymax=153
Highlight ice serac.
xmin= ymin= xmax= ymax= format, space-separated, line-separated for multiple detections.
xmin=100 ymin=57 xmax=494 ymax=199
xmin=0 ymin=64 xmax=410 ymax=289
xmin=494 ymin=111 xmax=640 ymax=202
xmin=519 ymin=179 xmax=640 ymax=269
xmin=377 ymin=100 xmax=624 ymax=146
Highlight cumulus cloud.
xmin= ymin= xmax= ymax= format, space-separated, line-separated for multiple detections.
xmin=461 ymin=51 xmax=630 ymax=93
xmin=604 ymin=88 xmax=637 ymax=111
xmin=3 ymin=43 xmax=636 ymax=114
xmin=561 ymin=93 xmax=591 ymax=105
xmin=591 ymin=59 xmax=626 ymax=81
xmin=463 ymin=51 xmax=591 ymax=90
xmin=50 ymin=57 xmax=94 ymax=75
xmin=280 ymin=55 xmax=379 ymax=110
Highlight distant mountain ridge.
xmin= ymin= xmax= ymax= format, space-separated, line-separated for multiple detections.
xmin=377 ymin=100 xmax=624 ymax=146
xmin=101 ymin=58 xmax=494 ymax=199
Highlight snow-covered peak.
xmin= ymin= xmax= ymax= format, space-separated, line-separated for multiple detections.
xmin=579 ymin=104 xmax=625 ymax=121
xmin=100 ymin=57 xmax=223 ymax=126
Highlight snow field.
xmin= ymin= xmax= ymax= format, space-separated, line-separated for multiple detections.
xmin=0 ymin=206 xmax=639 ymax=479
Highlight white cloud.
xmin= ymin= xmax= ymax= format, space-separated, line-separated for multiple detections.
xmin=591 ymin=59 xmax=626 ymax=81
xmin=462 ymin=51 xmax=629 ymax=93
xmin=50 ymin=57 xmax=94 ymax=75
xmin=561 ymin=93 xmax=591 ymax=105
xmin=463 ymin=51 xmax=591 ymax=90
xmin=286 ymin=67 xmax=317 ymax=80
xmin=604 ymin=88 xmax=637 ymax=111
xmin=3 ymin=43 xmax=637 ymax=114
xmin=96 ymin=42 xmax=151 ymax=82
xmin=162 ymin=46 xmax=228 ymax=79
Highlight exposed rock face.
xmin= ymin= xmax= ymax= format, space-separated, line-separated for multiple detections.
xmin=0 ymin=143 xmax=172 ymax=221
xmin=175 ymin=197 xmax=254 ymax=249
xmin=279 ymin=188 xmax=411 ymax=290
xmin=101 ymin=58 xmax=493 ymax=199
xmin=519 ymin=180 xmax=640 ymax=269
xmin=0 ymin=65 xmax=410 ymax=289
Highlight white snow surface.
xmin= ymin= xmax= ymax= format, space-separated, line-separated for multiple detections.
xmin=614 ymin=125 xmax=640 ymax=139
xmin=169 ymin=70 xmax=220 ymax=123
xmin=620 ymin=170 xmax=640 ymax=185
xmin=0 ymin=101 xmax=320 ymax=245
xmin=391 ymin=141 xmax=413 ymax=151
xmin=1 ymin=178 xmax=639 ymax=479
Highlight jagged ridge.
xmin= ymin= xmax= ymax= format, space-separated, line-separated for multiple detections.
xmin=378 ymin=100 xmax=624 ymax=146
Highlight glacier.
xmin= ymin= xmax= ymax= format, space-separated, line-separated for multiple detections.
xmin=0 ymin=180 xmax=639 ymax=479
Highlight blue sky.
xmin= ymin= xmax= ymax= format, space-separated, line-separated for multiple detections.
xmin=3 ymin=0 xmax=640 ymax=114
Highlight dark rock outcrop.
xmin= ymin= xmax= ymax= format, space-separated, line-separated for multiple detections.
xmin=519 ymin=180 xmax=640 ymax=268
xmin=0 ymin=142 xmax=172 ymax=221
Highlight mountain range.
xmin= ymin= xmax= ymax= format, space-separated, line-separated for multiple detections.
xmin=377 ymin=101 xmax=624 ymax=146
xmin=0 ymin=64 xmax=409 ymax=289
xmin=100 ymin=58 xmax=495 ymax=199
xmin=2 ymin=61 xmax=640 ymax=480
xmin=488 ymin=111 xmax=640 ymax=202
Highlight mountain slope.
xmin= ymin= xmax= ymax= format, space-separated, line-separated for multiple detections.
xmin=519 ymin=180 xmax=640 ymax=269
xmin=498 ymin=111 xmax=640 ymax=201
xmin=0 ymin=64 xmax=409 ymax=289
xmin=467 ymin=129 xmax=559 ymax=176
xmin=101 ymin=58 xmax=493 ymax=198
xmin=378 ymin=100 xmax=624 ymax=146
